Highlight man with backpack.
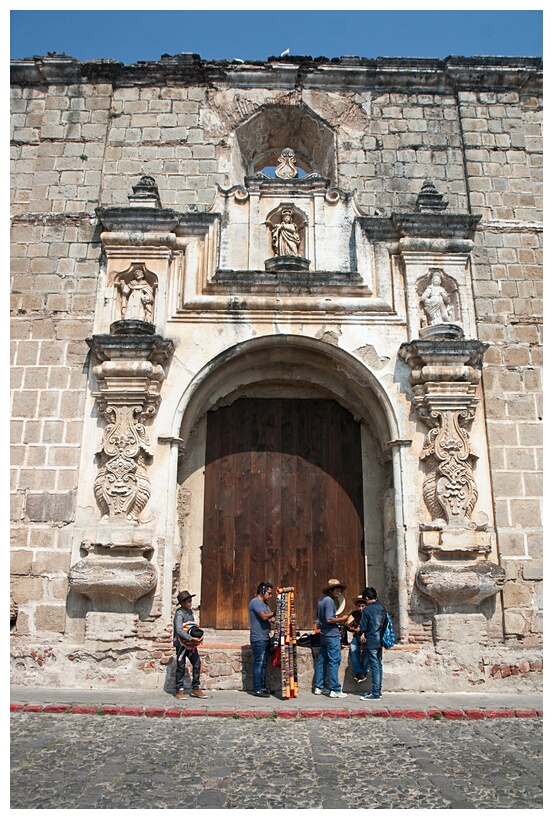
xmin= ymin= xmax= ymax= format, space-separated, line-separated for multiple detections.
xmin=358 ymin=587 xmax=386 ymax=701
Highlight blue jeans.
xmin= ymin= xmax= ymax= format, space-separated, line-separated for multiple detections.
xmin=349 ymin=636 xmax=369 ymax=676
xmin=365 ymin=646 xmax=383 ymax=695
xmin=314 ymin=635 xmax=342 ymax=692
xmin=251 ymin=640 xmax=270 ymax=691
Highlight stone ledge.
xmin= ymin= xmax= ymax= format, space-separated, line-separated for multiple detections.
xmin=10 ymin=55 xmax=542 ymax=94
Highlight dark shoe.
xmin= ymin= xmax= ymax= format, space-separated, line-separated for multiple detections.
xmin=360 ymin=693 xmax=381 ymax=700
xmin=355 ymin=674 xmax=367 ymax=683
xmin=175 ymin=690 xmax=187 ymax=699
xmin=253 ymin=690 xmax=271 ymax=698
xmin=191 ymin=688 xmax=208 ymax=698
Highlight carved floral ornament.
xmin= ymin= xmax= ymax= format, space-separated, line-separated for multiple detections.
xmin=93 ymin=399 xmax=154 ymax=521
xmin=399 ymin=330 xmax=487 ymax=530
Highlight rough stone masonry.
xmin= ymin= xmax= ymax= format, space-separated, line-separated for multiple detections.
xmin=10 ymin=53 xmax=542 ymax=692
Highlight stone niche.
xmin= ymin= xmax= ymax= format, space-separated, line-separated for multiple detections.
xmin=209 ymin=170 xmax=368 ymax=289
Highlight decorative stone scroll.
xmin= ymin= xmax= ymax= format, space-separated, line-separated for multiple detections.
xmin=275 ymin=147 xmax=299 ymax=179
xmin=87 ymin=320 xmax=174 ymax=522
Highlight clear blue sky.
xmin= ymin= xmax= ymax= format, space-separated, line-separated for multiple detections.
xmin=10 ymin=10 xmax=542 ymax=63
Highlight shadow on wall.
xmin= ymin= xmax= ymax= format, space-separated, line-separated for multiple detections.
xmin=162 ymin=644 xmax=372 ymax=694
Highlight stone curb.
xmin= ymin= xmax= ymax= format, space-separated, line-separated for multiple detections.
xmin=10 ymin=703 xmax=542 ymax=720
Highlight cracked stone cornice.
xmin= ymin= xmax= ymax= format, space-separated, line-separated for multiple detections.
xmin=11 ymin=54 xmax=542 ymax=94
xmin=96 ymin=206 xmax=218 ymax=236
xmin=359 ymin=212 xmax=481 ymax=244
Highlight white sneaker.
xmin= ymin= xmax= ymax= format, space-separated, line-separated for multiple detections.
xmin=313 ymin=687 xmax=329 ymax=695
xmin=329 ymin=690 xmax=348 ymax=698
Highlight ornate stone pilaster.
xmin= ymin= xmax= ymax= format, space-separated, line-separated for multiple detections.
xmin=400 ymin=325 xmax=505 ymax=616
xmin=87 ymin=320 xmax=174 ymax=523
xmin=401 ymin=327 xmax=485 ymax=532
xmin=68 ymin=320 xmax=173 ymax=617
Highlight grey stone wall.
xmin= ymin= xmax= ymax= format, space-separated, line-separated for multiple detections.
xmin=10 ymin=55 xmax=542 ymax=647
xmin=10 ymin=213 xmax=98 ymax=636
xmin=458 ymin=89 xmax=542 ymax=643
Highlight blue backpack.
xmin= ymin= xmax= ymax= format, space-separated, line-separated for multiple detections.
xmin=380 ymin=609 xmax=396 ymax=649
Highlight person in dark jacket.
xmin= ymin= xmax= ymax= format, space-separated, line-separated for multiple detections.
xmin=358 ymin=587 xmax=386 ymax=700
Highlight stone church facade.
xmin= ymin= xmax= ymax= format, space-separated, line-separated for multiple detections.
xmin=10 ymin=53 xmax=542 ymax=691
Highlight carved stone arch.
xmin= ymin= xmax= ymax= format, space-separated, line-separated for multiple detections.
xmin=235 ymin=104 xmax=336 ymax=179
xmin=171 ymin=335 xmax=400 ymax=631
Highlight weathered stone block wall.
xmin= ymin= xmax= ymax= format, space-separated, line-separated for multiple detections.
xmin=458 ymin=89 xmax=543 ymax=643
xmin=336 ymin=91 xmax=469 ymax=214
xmin=10 ymin=55 xmax=542 ymax=658
xmin=10 ymin=214 xmax=99 ymax=636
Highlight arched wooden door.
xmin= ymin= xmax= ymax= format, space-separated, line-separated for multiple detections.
xmin=201 ymin=398 xmax=365 ymax=629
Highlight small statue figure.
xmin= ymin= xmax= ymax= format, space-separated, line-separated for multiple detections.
xmin=270 ymin=208 xmax=301 ymax=257
xmin=117 ymin=265 xmax=155 ymax=323
xmin=275 ymin=148 xmax=298 ymax=179
xmin=421 ymin=271 xmax=453 ymax=326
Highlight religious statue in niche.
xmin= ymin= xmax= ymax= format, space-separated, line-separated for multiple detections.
xmin=421 ymin=269 xmax=453 ymax=326
xmin=275 ymin=147 xmax=298 ymax=179
xmin=115 ymin=264 xmax=157 ymax=323
xmin=270 ymin=208 xmax=302 ymax=257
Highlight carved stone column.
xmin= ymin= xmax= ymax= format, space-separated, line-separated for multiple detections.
xmin=68 ymin=320 xmax=174 ymax=616
xmin=400 ymin=325 xmax=505 ymax=621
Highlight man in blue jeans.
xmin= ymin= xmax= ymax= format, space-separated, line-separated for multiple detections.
xmin=358 ymin=586 xmax=386 ymax=700
xmin=314 ymin=578 xmax=350 ymax=698
xmin=248 ymin=582 xmax=275 ymax=697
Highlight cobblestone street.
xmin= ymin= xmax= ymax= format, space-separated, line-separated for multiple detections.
xmin=11 ymin=713 xmax=542 ymax=809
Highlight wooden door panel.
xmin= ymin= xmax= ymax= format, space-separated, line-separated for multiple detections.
xmin=201 ymin=398 xmax=364 ymax=629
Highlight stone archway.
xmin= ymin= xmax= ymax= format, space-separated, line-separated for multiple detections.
xmin=173 ymin=336 xmax=399 ymax=630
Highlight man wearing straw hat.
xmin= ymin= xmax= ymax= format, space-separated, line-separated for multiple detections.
xmin=313 ymin=578 xmax=350 ymax=697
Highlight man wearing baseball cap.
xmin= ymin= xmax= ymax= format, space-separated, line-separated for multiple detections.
xmin=313 ymin=579 xmax=350 ymax=697
xmin=173 ymin=590 xmax=208 ymax=699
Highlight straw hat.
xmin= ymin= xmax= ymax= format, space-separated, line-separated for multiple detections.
xmin=323 ymin=578 xmax=347 ymax=594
